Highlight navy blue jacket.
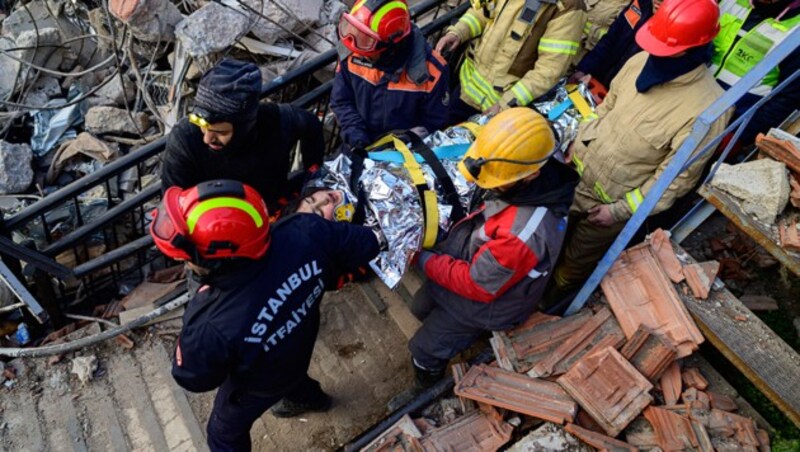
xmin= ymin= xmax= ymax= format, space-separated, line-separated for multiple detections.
xmin=331 ymin=28 xmax=450 ymax=148
xmin=576 ymin=0 xmax=653 ymax=87
xmin=172 ymin=214 xmax=379 ymax=395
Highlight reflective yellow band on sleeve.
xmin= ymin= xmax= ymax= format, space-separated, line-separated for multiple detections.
xmin=511 ymin=82 xmax=535 ymax=106
xmin=459 ymin=13 xmax=483 ymax=38
xmin=625 ymin=188 xmax=644 ymax=213
xmin=593 ymin=181 xmax=613 ymax=204
xmin=538 ymin=38 xmax=580 ymax=55
xmin=572 ymin=154 xmax=585 ymax=177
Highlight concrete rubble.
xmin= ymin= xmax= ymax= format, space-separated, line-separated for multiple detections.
xmin=710 ymin=159 xmax=790 ymax=224
xmin=0 ymin=140 xmax=34 ymax=194
xmin=368 ymin=229 xmax=773 ymax=452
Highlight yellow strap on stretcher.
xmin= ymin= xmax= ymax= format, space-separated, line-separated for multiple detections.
xmin=367 ymin=135 xmax=439 ymax=249
xmin=566 ymin=87 xmax=597 ymax=121
xmin=457 ymin=121 xmax=483 ymax=139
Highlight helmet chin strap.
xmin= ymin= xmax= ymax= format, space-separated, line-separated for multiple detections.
xmin=463 ymin=149 xmax=556 ymax=180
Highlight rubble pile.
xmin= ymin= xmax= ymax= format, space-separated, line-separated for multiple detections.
xmin=710 ymin=128 xmax=800 ymax=254
xmin=365 ymin=229 xmax=772 ymax=452
xmin=0 ymin=0 xmax=346 ymax=282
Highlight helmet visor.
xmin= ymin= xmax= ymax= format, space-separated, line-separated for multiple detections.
xmin=339 ymin=14 xmax=380 ymax=53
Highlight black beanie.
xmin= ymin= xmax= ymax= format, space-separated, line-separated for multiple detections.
xmin=194 ymin=58 xmax=262 ymax=124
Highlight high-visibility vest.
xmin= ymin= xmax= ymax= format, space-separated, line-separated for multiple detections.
xmin=712 ymin=0 xmax=800 ymax=97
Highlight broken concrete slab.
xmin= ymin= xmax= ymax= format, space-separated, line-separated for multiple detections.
xmin=563 ymin=423 xmax=638 ymax=451
xmin=756 ymin=130 xmax=800 ymax=175
xmin=490 ymin=310 xmax=592 ymax=373
xmin=175 ymin=3 xmax=251 ymax=57
xmin=507 ymin=422 xmax=592 ymax=452
xmin=454 ymin=364 xmax=577 ymax=424
xmin=248 ymin=0 xmax=324 ymax=45
xmin=85 ymin=106 xmax=150 ymax=136
xmin=70 ymin=355 xmax=98 ymax=385
xmin=418 ymin=410 xmax=513 ymax=452
xmin=93 ymin=74 xmax=136 ymax=107
xmin=557 ymin=346 xmax=653 ymax=437
xmin=110 ymin=0 xmax=184 ymax=42
xmin=710 ymin=159 xmax=790 ymax=224
xmin=684 ymin=261 xmax=720 ymax=300
xmin=619 ymin=325 xmax=678 ymax=382
xmin=602 ymin=243 xmax=704 ymax=358
xmin=0 ymin=140 xmax=33 ymax=194
xmin=528 ymin=306 xmax=626 ymax=379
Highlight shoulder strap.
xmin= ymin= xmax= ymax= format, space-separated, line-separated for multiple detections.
xmin=404 ymin=132 xmax=467 ymax=224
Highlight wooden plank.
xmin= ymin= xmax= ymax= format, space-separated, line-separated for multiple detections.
xmin=671 ymin=242 xmax=800 ymax=428
xmin=699 ymin=185 xmax=800 ymax=277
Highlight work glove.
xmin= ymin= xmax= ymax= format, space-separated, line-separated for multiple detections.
xmin=414 ymin=250 xmax=437 ymax=273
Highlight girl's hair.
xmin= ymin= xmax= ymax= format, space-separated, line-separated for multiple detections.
xmin=282 ymin=186 xmax=330 ymax=216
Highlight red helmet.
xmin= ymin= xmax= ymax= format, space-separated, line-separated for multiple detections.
xmin=338 ymin=0 xmax=411 ymax=57
xmin=635 ymin=0 xmax=720 ymax=57
xmin=150 ymin=180 xmax=270 ymax=262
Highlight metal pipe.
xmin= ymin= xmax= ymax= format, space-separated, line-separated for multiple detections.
xmin=73 ymin=235 xmax=155 ymax=278
xmin=343 ymin=348 xmax=493 ymax=451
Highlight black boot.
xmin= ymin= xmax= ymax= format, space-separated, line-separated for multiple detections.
xmin=387 ymin=362 xmax=445 ymax=412
xmin=270 ymin=383 xmax=332 ymax=418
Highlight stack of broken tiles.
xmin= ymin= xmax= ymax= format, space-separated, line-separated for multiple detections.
xmin=364 ymin=229 xmax=769 ymax=451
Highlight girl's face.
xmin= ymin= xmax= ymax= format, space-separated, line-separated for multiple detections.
xmin=297 ymin=190 xmax=343 ymax=221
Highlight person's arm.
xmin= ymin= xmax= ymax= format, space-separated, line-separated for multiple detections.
xmin=420 ymin=211 xmax=542 ymax=303
xmin=499 ymin=9 xmax=586 ymax=108
xmin=607 ymin=107 xmax=734 ymax=222
xmin=172 ymin=320 xmax=230 ymax=393
xmin=446 ymin=4 xmax=490 ymax=44
xmin=576 ymin=0 xmax=633 ymax=77
xmin=278 ymin=104 xmax=325 ymax=171
xmin=738 ymin=48 xmax=800 ymax=144
xmin=330 ymin=60 xmax=373 ymax=148
xmin=420 ymin=52 xmax=451 ymax=133
xmin=161 ymin=124 xmax=200 ymax=193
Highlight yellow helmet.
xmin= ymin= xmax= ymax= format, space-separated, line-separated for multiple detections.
xmin=459 ymin=108 xmax=556 ymax=189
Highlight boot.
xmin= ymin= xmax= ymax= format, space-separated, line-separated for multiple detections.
xmin=387 ymin=362 xmax=444 ymax=412
xmin=270 ymin=389 xmax=332 ymax=418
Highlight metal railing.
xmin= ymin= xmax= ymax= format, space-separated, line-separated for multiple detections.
xmin=0 ymin=0 xmax=468 ymax=317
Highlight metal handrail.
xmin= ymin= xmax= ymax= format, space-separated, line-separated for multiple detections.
xmin=565 ymin=27 xmax=800 ymax=315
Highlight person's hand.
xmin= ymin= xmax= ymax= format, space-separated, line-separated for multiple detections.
xmin=564 ymin=142 xmax=575 ymax=164
xmin=568 ymin=71 xmax=588 ymax=84
xmin=484 ymin=103 xmax=501 ymax=116
xmin=436 ymin=33 xmax=461 ymax=54
xmin=414 ymin=250 xmax=437 ymax=272
xmin=587 ymin=204 xmax=616 ymax=227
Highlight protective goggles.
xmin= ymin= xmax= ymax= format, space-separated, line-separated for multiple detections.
xmin=338 ymin=14 xmax=382 ymax=54
xmin=151 ymin=188 xmax=196 ymax=261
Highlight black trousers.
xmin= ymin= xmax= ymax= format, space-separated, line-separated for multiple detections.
xmin=407 ymin=284 xmax=485 ymax=371
xmin=206 ymin=374 xmax=323 ymax=452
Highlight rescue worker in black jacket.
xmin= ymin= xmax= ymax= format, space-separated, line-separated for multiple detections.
xmin=149 ymin=179 xmax=380 ymax=451
xmin=161 ymin=59 xmax=325 ymax=213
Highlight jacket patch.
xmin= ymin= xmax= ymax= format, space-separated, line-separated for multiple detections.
xmin=624 ymin=0 xmax=642 ymax=28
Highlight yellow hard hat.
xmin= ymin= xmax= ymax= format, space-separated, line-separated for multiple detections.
xmin=459 ymin=108 xmax=556 ymax=189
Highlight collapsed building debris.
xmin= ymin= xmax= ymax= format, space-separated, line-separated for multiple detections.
xmin=365 ymin=230 xmax=774 ymax=452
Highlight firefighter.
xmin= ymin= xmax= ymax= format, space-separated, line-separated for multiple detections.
xmin=150 ymin=179 xmax=380 ymax=451
xmin=578 ymin=0 xmax=634 ymax=61
xmin=711 ymin=0 xmax=799 ymax=144
xmin=572 ymin=0 xmax=662 ymax=88
xmin=407 ymin=108 xmax=579 ymax=388
xmin=436 ymin=0 xmax=586 ymax=123
xmin=161 ymin=59 xmax=324 ymax=213
xmin=332 ymin=0 xmax=450 ymax=150
xmin=546 ymin=0 xmax=733 ymax=306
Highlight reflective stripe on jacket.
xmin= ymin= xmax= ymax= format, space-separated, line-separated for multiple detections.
xmin=579 ymin=0 xmax=630 ymax=59
xmin=571 ymin=51 xmax=732 ymax=222
xmin=712 ymin=0 xmax=800 ymax=98
xmin=448 ymin=0 xmax=586 ymax=110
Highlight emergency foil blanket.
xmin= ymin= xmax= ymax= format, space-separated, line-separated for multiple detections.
xmin=533 ymin=80 xmax=597 ymax=159
xmin=312 ymin=125 xmax=480 ymax=289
